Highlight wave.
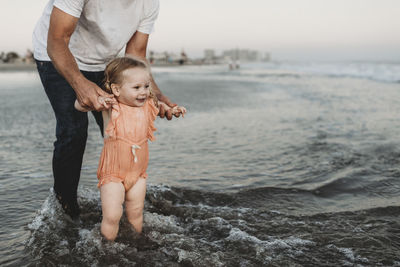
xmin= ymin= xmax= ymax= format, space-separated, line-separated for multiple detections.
xmin=24 ymin=185 xmax=400 ymax=266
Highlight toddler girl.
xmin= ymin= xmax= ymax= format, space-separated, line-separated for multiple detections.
xmin=75 ymin=56 xmax=185 ymax=240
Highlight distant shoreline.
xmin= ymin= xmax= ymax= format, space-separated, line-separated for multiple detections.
xmin=0 ymin=63 xmax=36 ymax=72
xmin=0 ymin=62 xmax=211 ymax=72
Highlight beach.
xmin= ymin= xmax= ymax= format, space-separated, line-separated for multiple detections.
xmin=1 ymin=61 xmax=400 ymax=266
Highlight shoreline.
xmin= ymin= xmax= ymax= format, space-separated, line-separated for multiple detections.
xmin=0 ymin=62 xmax=217 ymax=72
xmin=0 ymin=63 xmax=37 ymax=72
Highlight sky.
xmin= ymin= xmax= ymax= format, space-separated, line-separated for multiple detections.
xmin=1 ymin=0 xmax=400 ymax=61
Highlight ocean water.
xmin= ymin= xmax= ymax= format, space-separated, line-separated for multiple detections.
xmin=1 ymin=61 xmax=400 ymax=266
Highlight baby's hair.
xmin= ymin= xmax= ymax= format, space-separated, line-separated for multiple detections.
xmin=103 ymin=56 xmax=158 ymax=106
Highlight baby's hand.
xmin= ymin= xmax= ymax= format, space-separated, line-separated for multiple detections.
xmin=98 ymin=96 xmax=117 ymax=109
xmin=158 ymin=101 xmax=186 ymax=118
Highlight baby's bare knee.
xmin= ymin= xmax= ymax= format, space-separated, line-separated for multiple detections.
xmin=103 ymin=207 xmax=123 ymax=226
xmin=101 ymin=209 xmax=122 ymax=241
xmin=126 ymin=203 xmax=143 ymax=219
xmin=126 ymin=203 xmax=143 ymax=230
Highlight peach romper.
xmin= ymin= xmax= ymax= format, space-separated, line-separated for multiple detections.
xmin=97 ymin=99 xmax=158 ymax=191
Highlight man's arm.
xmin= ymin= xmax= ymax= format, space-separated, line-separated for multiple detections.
xmin=47 ymin=7 xmax=112 ymax=111
xmin=125 ymin=31 xmax=178 ymax=120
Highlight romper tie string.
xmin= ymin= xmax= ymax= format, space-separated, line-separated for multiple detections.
xmin=131 ymin=145 xmax=141 ymax=163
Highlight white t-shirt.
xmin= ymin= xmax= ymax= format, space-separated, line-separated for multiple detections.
xmin=32 ymin=0 xmax=160 ymax=71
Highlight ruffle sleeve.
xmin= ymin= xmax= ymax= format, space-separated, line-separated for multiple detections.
xmin=105 ymin=103 xmax=121 ymax=139
xmin=147 ymin=99 xmax=159 ymax=141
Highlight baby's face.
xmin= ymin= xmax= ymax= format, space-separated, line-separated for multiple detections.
xmin=116 ymin=67 xmax=151 ymax=107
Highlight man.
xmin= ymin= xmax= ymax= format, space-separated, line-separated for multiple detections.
xmin=33 ymin=0 xmax=177 ymax=219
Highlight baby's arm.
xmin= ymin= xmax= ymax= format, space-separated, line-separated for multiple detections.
xmin=102 ymin=109 xmax=111 ymax=138
xmin=74 ymin=96 xmax=116 ymax=112
xmin=74 ymin=100 xmax=91 ymax=112
xmin=158 ymin=101 xmax=186 ymax=118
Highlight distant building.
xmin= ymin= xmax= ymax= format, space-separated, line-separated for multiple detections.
xmin=145 ymin=48 xmax=270 ymax=66
xmin=148 ymin=50 xmax=169 ymax=64
xmin=263 ymin=52 xmax=271 ymax=62
xmin=148 ymin=50 xmax=192 ymax=66
xmin=222 ymin=49 xmax=263 ymax=62
xmin=203 ymin=49 xmax=216 ymax=64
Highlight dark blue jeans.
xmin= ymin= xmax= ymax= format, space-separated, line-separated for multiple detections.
xmin=36 ymin=60 xmax=103 ymax=203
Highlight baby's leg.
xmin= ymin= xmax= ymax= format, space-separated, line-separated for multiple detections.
xmin=125 ymin=177 xmax=147 ymax=233
xmin=100 ymin=182 xmax=125 ymax=241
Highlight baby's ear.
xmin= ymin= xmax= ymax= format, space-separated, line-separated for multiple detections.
xmin=111 ymin=84 xmax=120 ymax=96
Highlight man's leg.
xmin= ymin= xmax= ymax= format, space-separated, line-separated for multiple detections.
xmin=36 ymin=60 xmax=89 ymax=218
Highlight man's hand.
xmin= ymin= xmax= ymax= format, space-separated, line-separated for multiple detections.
xmin=74 ymin=95 xmax=116 ymax=112
xmin=74 ymin=78 xmax=114 ymax=111
xmin=157 ymin=94 xmax=179 ymax=120
xmin=158 ymin=101 xmax=186 ymax=118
